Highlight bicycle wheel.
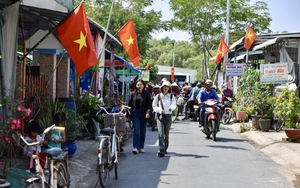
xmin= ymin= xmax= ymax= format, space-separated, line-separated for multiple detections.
xmin=221 ymin=110 xmax=232 ymax=124
xmin=60 ymin=158 xmax=71 ymax=184
xmin=98 ymin=139 xmax=109 ymax=187
xmin=56 ymin=161 xmax=70 ymax=187
xmin=22 ymin=181 xmax=50 ymax=188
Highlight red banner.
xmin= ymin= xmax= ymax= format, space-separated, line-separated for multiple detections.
xmin=171 ymin=67 xmax=175 ymax=81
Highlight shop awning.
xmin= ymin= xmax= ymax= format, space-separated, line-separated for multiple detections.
xmin=105 ymin=49 xmax=141 ymax=73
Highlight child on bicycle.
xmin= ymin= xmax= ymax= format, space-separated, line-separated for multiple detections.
xmin=24 ymin=119 xmax=49 ymax=174
xmin=48 ymin=112 xmax=66 ymax=148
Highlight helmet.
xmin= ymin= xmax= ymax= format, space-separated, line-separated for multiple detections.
xmin=201 ymin=79 xmax=206 ymax=84
xmin=171 ymin=82 xmax=178 ymax=87
xmin=205 ymin=79 xmax=213 ymax=85
xmin=223 ymin=82 xmax=228 ymax=87
xmin=191 ymin=81 xmax=197 ymax=87
xmin=153 ymin=85 xmax=160 ymax=89
xmin=161 ymin=81 xmax=171 ymax=87
xmin=197 ymin=82 xmax=202 ymax=88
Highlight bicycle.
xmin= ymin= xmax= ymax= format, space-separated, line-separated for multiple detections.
xmin=95 ymin=105 xmax=130 ymax=187
xmin=13 ymin=124 xmax=70 ymax=188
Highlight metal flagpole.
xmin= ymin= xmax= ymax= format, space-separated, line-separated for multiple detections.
xmin=224 ymin=0 xmax=230 ymax=82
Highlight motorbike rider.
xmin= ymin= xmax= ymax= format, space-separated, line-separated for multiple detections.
xmin=185 ymin=82 xmax=200 ymax=118
xmin=221 ymin=82 xmax=234 ymax=103
xmin=198 ymin=80 xmax=222 ymax=131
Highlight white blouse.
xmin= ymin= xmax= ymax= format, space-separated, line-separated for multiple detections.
xmin=152 ymin=93 xmax=177 ymax=114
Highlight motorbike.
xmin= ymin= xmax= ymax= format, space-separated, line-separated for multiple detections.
xmin=184 ymin=100 xmax=199 ymax=121
xmin=218 ymin=97 xmax=234 ymax=125
xmin=201 ymin=99 xmax=220 ymax=141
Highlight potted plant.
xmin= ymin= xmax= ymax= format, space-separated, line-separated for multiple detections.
xmin=274 ymin=88 xmax=300 ymax=139
xmin=0 ymin=95 xmax=32 ymax=179
xmin=236 ymin=67 xmax=274 ymax=129
xmin=76 ymin=92 xmax=103 ymax=139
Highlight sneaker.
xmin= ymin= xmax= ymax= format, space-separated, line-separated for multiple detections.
xmin=139 ymin=149 xmax=145 ymax=153
xmin=164 ymin=149 xmax=168 ymax=154
xmin=200 ymin=126 xmax=205 ymax=131
xmin=132 ymin=148 xmax=139 ymax=154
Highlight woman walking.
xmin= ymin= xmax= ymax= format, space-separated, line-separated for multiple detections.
xmin=152 ymin=81 xmax=177 ymax=157
xmin=128 ymin=79 xmax=152 ymax=154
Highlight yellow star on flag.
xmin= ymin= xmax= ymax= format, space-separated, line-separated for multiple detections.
xmin=126 ymin=35 xmax=134 ymax=45
xmin=217 ymin=49 xmax=222 ymax=55
xmin=74 ymin=31 xmax=87 ymax=51
xmin=246 ymin=32 xmax=253 ymax=39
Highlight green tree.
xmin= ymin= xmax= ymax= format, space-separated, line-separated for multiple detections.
xmin=73 ymin=0 xmax=168 ymax=59
xmin=169 ymin=0 xmax=272 ymax=79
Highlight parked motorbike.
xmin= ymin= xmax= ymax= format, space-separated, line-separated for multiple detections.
xmin=184 ymin=100 xmax=199 ymax=121
xmin=218 ymin=97 xmax=234 ymax=125
xmin=201 ymin=99 xmax=220 ymax=141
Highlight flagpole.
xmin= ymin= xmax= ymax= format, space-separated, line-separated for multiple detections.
xmin=224 ymin=0 xmax=230 ymax=83
xmin=20 ymin=1 xmax=83 ymax=61
xmin=246 ymin=50 xmax=249 ymax=64
xmin=98 ymin=0 xmax=115 ymax=58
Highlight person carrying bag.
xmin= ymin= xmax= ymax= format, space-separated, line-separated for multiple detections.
xmin=152 ymin=81 xmax=177 ymax=157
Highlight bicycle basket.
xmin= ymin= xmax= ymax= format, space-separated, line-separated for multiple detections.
xmin=103 ymin=113 xmax=126 ymax=132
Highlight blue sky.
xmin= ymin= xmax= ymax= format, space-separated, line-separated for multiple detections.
xmin=150 ymin=0 xmax=300 ymax=42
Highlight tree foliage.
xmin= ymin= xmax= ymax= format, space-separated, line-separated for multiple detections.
xmin=169 ymin=0 xmax=272 ymax=78
xmin=73 ymin=0 xmax=168 ymax=59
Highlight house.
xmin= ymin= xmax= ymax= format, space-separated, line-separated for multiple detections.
xmin=0 ymin=1 xmax=131 ymax=104
xmin=224 ymin=32 xmax=300 ymax=94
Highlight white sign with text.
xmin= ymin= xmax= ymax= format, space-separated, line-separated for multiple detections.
xmin=225 ymin=64 xmax=244 ymax=76
xmin=260 ymin=63 xmax=288 ymax=84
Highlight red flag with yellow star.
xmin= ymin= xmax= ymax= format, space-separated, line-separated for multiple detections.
xmin=56 ymin=2 xmax=98 ymax=76
xmin=118 ymin=19 xmax=140 ymax=67
xmin=244 ymin=26 xmax=257 ymax=51
xmin=214 ymin=38 xmax=230 ymax=64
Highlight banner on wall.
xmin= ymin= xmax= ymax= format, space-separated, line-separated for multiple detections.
xmin=260 ymin=63 xmax=288 ymax=84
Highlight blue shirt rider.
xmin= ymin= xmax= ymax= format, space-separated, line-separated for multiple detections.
xmin=198 ymin=80 xmax=221 ymax=130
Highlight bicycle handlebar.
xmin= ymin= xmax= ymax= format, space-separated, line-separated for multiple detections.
xmin=16 ymin=124 xmax=65 ymax=147
xmin=96 ymin=105 xmax=131 ymax=116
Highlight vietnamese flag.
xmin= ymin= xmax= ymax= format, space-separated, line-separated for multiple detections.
xmin=56 ymin=2 xmax=98 ymax=76
xmin=214 ymin=38 xmax=230 ymax=64
xmin=118 ymin=19 xmax=140 ymax=67
xmin=244 ymin=26 xmax=257 ymax=51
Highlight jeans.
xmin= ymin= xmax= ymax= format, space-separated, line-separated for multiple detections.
xmin=157 ymin=114 xmax=172 ymax=151
xmin=132 ymin=109 xmax=147 ymax=149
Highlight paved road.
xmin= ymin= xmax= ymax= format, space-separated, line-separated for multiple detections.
xmin=74 ymin=118 xmax=294 ymax=188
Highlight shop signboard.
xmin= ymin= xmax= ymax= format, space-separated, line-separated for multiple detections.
xmin=225 ymin=64 xmax=244 ymax=76
xmin=260 ymin=63 xmax=288 ymax=84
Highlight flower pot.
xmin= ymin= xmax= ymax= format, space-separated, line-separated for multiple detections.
xmin=66 ymin=141 xmax=77 ymax=156
xmin=251 ymin=115 xmax=261 ymax=130
xmin=284 ymin=129 xmax=300 ymax=140
xmin=236 ymin=111 xmax=247 ymax=122
xmin=259 ymin=119 xmax=271 ymax=132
